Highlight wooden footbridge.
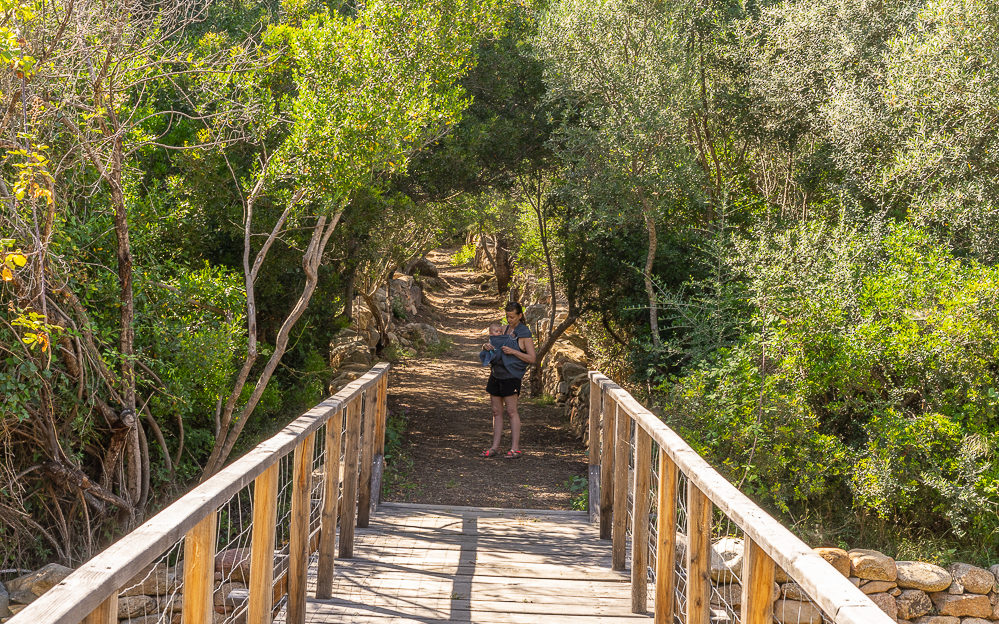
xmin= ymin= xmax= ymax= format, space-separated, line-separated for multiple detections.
xmin=10 ymin=364 xmax=893 ymax=624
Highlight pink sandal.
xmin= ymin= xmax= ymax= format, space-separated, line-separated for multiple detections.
xmin=481 ymin=448 xmax=500 ymax=458
xmin=505 ymin=450 xmax=522 ymax=459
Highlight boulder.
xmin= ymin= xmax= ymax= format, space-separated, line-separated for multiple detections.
xmin=6 ymin=564 xmax=74 ymax=604
xmin=960 ymin=619 xmax=992 ymax=624
xmin=409 ymin=257 xmax=439 ymax=278
xmin=866 ymin=592 xmax=898 ymax=619
xmin=117 ymin=595 xmax=155 ymax=619
xmin=913 ymin=618 xmax=959 ymax=624
xmin=711 ymin=582 xmax=743 ymax=608
xmin=773 ymin=599 xmax=824 ymax=624
xmin=848 ymin=549 xmax=897 ymax=581
xmin=0 ymin=581 xmax=10 ymax=618
xmin=120 ymin=564 xmax=177 ymax=597
xmin=897 ymin=561 xmax=952 ymax=592
xmin=780 ymin=582 xmax=809 ymax=601
xmin=214 ymin=581 xmax=248 ymax=612
xmin=814 ymin=547 xmax=850 ymax=577
xmin=990 ymin=564 xmax=999 ymax=586
xmin=947 ymin=563 xmax=995 ymax=595
xmin=990 ymin=590 xmax=999 ymax=619
xmin=119 ymin=616 xmax=161 ymax=624
xmin=524 ymin=304 xmax=547 ymax=326
xmin=897 ymin=589 xmax=933 ymax=620
xmin=215 ymin=548 xmax=252 ymax=583
xmin=710 ymin=537 xmax=744 ymax=583
xmin=860 ymin=580 xmax=897 ymax=594
xmin=401 ymin=323 xmax=440 ymax=347
xmin=775 ymin=567 xmax=790 ymax=584
xmin=329 ymin=333 xmax=374 ymax=371
xmin=929 ymin=593 xmax=991 ymax=618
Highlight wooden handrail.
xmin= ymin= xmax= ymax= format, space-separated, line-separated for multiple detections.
xmin=10 ymin=362 xmax=391 ymax=624
xmin=588 ymin=371 xmax=895 ymax=624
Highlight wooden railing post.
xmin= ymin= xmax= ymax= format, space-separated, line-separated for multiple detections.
xmin=587 ymin=375 xmax=602 ymax=524
xmin=741 ymin=537 xmax=776 ymax=624
xmin=612 ymin=402 xmax=629 ymax=571
xmin=248 ymin=463 xmax=279 ymax=624
xmin=599 ymin=389 xmax=615 ymax=540
xmin=357 ymin=389 xmax=376 ymax=527
xmin=182 ymin=512 xmax=217 ymax=624
xmin=83 ymin=595 xmax=117 ymax=624
xmin=631 ymin=427 xmax=652 ymax=613
xmin=376 ymin=374 xmax=388 ymax=455
xmin=654 ymin=451 xmax=678 ymax=624
xmin=687 ymin=482 xmax=712 ymax=624
xmin=339 ymin=396 xmax=362 ymax=558
xmin=316 ymin=408 xmax=345 ymax=599
xmin=288 ymin=433 xmax=315 ymax=624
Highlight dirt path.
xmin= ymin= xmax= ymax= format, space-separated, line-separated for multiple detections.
xmin=383 ymin=249 xmax=588 ymax=509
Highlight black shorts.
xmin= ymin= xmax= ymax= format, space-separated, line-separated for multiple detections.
xmin=486 ymin=375 xmax=521 ymax=397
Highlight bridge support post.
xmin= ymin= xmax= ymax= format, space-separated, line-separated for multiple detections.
xmin=339 ymin=396 xmax=362 ymax=558
xmin=687 ymin=483 xmax=712 ymax=624
xmin=654 ymin=451 xmax=678 ymax=624
xmin=357 ymin=389 xmax=376 ymax=527
xmin=588 ymin=374 xmax=602 ymax=525
xmin=631 ymin=428 xmax=652 ymax=613
xmin=249 ymin=463 xmax=279 ymax=624
xmin=599 ymin=381 xmax=615 ymax=540
xmin=316 ymin=407 xmax=345 ymax=599
xmin=740 ymin=537 xmax=776 ymax=624
xmin=612 ymin=401 xmax=629 ymax=571
xmin=182 ymin=511 xmax=217 ymax=624
xmin=288 ymin=433 xmax=316 ymax=624
xmin=83 ymin=594 xmax=118 ymax=624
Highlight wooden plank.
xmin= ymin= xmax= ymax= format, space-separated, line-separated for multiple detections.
xmin=630 ymin=428 xmax=651 ymax=613
xmin=357 ymin=389 xmax=376 ymax=527
xmin=287 ymin=433 xmax=315 ymax=624
xmin=306 ymin=596 xmax=647 ymax=617
xmin=599 ymin=381 xmax=615 ymax=540
xmin=654 ymin=452 xmax=677 ymax=624
xmin=687 ymin=482 xmax=711 ymax=624
xmin=339 ymin=395 xmax=362 ymax=558
xmin=740 ymin=537 xmax=776 ymax=624
xmin=588 ymin=464 xmax=601 ymax=524
xmin=377 ymin=501 xmax=591 ymax=518
xmin=82 ymin=594 xmax=117 ymax=624
xmin=612 ymin=401 xmax=629 ymax=571
xmin=316 ymin=408 xmax=344 ymax=599
xmin=10 ymin=363 xmax=390 ymax=624
xmin=329 ymin=558 xmax=630 ymax=581
xmin=182 ymin=512 xmax=216 ymax=624
xmin=248 ymin=463 xmax=278 ymax=624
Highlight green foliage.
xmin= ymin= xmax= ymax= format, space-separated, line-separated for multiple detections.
xmin=451 ymin=243 xmax=476 ymax=265
xmin=563 ymin=474 xmax=588 ymax=511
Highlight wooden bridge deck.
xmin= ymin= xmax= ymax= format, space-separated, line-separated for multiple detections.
xmin=282 ymin=502 xmax=651 ymax=623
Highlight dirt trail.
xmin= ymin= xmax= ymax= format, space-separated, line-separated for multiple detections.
xmin=383 ymin=249 xmax=588 ymax=509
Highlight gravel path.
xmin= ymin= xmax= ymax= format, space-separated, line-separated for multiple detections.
xmin=383 ymin=250 xmax=588 ymax=509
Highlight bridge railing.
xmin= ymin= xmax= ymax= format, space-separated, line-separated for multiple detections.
xmin=9 ymin=362 xmax=390 ymax=624
xmin=587 ymin=371 xmax=895 ymax=624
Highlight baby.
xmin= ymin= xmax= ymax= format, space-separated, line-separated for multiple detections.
xmin=479 ymin=322 xmax=519 ymax=366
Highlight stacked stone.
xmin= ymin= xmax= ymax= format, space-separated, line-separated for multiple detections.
xmin=0 ymin=549 xmax=256 ymax=624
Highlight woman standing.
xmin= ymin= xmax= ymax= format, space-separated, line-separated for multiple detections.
xmin=481 ymin=302 xmax=536 ymax=458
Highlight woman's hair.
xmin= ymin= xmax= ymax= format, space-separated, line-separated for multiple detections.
xmin=504 ymin=301 xmax=524 ymax=318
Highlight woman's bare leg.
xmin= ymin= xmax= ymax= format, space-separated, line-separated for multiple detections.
xmin=505 ymin=394 xmax=521 ymax=452
xmin=490 ymin=394 xmax=505 ymax=452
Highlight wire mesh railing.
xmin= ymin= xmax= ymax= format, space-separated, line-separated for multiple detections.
xmin=8 ymin=363 xmax=390 ymax=624
xmin=587 ymin=370 xmax=894 ymax=624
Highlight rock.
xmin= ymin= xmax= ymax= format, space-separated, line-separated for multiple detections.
xmin=861 ymin=580 xmax=898 ymax=594
xmin=214 ymin=581 xmax=247 ymax=612
xmin=848 ymin=577 xmax=861 ymax=586
xmin=6 ymin=564 xmax=74 ymax=604
xmin=710 ymin=537 xmax=744 ymax=583
xmin=913 ymin=618 xmax=959 ymax=624
xmin=990 ymin=564 xmax=999 ymax=586
xmin=120 ymin=564 xmax=177 ymax=597
xmin=781 ymin=582 xmax=809 ymax=601
xmin=409 ymin=257 xmax=438 ymax=278
xmin=848 ymin=549 xmax=897 ymax=581
xmin=897 ymin=561 xmax=952 ymax=592
xmin=711 ymin=582 xmax=743 ymax=608
xmin=774 ymin=567 xmax=789 ymax=583
xmin=524 ymin=304 xmax=547 ymax=326
xmin=773 ymin=599 xmax=823 ymax=624
xmin=215 ymin=548 xmax=252 ymax=583
xmin=960 ymin=619 xmax=992 ymax=624
xmin=561 ymin=361 xmax=588 ymax=384
xmin=119 ymin=616 xmax=160 ymax=624
xmin=117 ymin=595 xmax=155 ymax=619
xmin=329 ymin=333 xmax=374 ymax=371
xmin=401 ymin=322 xmax=440 ymax=347
xmin=929 ymin=593 xmax=992 ymax=617
xmin=867 ymin=592 xmax=898 ymax=619
xmin=990 ymin=590 xmax=999 ymax=619
xmin=0 ymin=581 xmax=9 ymax=618
xmin=948 ymin=563 xmax=995 ymax=595
xmin=897 ymin=589 xmax=933 ymax=619
xmin=814 ymin=547 xmax=851 ymax=577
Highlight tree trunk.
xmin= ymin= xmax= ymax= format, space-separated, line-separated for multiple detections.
xmin=528 ymin=312 xmax=579 ymax=396
xmin=636 ymin=187 xmax=660 ymax=347
xmin=494 ymin=234 xmax=512 ymax=293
